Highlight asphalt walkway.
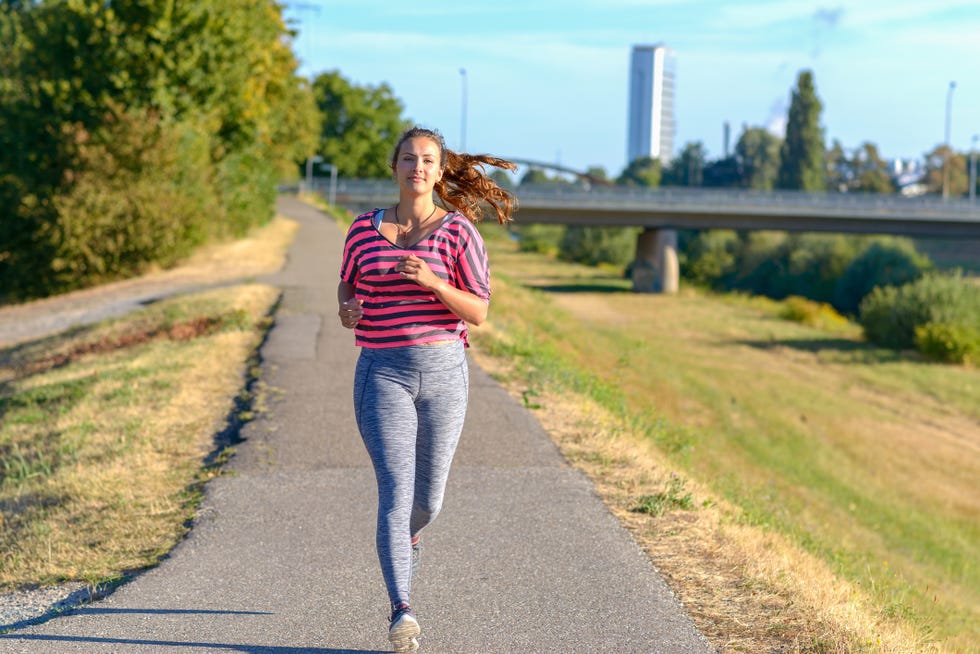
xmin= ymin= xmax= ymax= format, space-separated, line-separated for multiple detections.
xmin=1 ymin=196 xmax=712 ymax=653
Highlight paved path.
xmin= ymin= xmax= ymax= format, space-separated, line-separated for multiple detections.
xmin=1 ymin=197 xmax=712 ymax=653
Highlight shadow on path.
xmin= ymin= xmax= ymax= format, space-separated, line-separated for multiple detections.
xmin=0 ymin=634 xmax=386 ymax=654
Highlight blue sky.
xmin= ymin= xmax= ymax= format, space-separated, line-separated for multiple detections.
xmin=284 ymin=0 xmax=980 ymax=177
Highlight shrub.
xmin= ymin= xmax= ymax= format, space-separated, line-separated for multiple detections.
xmin=511 ymin=224 xmax=565 ymax=255
xmin=48 ymin=110 xmax=217 ymax=289
xmin=780 ymin=296 xmax=850 ymax=331
xmin=915 ymin=322 xmax=979 ymax=364
xmin=214 ymin=144 xmax=278 ymax=238
xmin=0 ymin=177 xmax=55 ymax=302
xmin=679 ymin=229 xmax=738 ymax=287
xmin=731 ymin=233 xmax=858 ymax=303
xmin=558 ymin=225 xmax=640 ymax=268
xmin=833 ymin=238 xmax=930 ymax=316
xmin=859 ymin=271 xmax=980 ymax=352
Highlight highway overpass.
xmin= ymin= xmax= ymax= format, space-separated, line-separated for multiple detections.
xmin=313 ymin=179 xmax=980 ymax=292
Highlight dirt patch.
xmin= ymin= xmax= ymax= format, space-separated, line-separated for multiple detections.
xmin=15 ymin=315 xmax=234 ymax=379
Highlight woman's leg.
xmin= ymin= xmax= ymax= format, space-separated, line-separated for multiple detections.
xmin=410 ymin=358 xmax=469 ymax=536
xmin=354 ymin=356 xmax=419 ymax=608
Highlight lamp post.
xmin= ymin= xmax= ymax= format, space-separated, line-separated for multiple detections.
xmin=459 ymin=68 xmax=468 ymax=152
xmin=942 ymin=81 xmax=956 ymax=199
xmin=305 ymin=155 xmax=323 ymax=193
xmin=971 ymin=134 xmax=978 ymax=203
xmin=321 ymin=163 xmax=338 ymax=206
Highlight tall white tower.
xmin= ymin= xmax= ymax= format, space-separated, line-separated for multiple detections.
xmin=627 ymin=44 xmax=676 ymax=165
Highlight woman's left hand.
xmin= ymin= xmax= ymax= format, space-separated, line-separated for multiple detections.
xmin=396 ymin=254 xmax=441 ymax=290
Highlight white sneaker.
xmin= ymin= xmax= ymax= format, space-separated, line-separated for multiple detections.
xmin=388 ymin=605 xmax=420 ymax=652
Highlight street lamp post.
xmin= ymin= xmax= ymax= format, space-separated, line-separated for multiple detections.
xmin=305 ymin=155 xmax=323 ymax=193
xmin=323 ymin=163 xmax=338 ymax=207
xmin=459 ymin=68 xmax=468 ymax=152
xmin=942 ymin=81 xmax=956 ymax=199
xmin=971 ymin=134 xmax=978 ymax=203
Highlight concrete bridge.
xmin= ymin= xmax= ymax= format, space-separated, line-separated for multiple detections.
xmin=313 ymin=178 xmax=980 ymax=293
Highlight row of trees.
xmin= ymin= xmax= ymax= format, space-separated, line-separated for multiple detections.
xmin=249 ymin=48 xmax=980 ymax=200
xmin=541 ymin=71 xmax=976 ymax=197
xmin=306 ymin=67 xmax=977 ymax=198
xmin=0 ymin=0 xmax=320 ymax=301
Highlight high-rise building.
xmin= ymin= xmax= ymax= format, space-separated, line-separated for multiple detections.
xmin=627 ymin=44 xmax=676 ymax=165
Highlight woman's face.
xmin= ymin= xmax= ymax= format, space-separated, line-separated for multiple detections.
xmin=394 ymin=137 xmax=443 ymax=194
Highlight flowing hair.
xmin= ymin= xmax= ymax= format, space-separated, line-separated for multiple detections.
xmin=391 ymin=127 xmax=518 ymax=224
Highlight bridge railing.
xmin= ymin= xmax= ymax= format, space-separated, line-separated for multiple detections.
xmin=315 ymin=178 xmax=980 ymax=219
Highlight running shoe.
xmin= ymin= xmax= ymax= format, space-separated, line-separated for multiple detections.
xmin=388 ymin=604 xmax=420 ymax=652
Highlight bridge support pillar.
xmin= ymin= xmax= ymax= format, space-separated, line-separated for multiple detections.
xmin=631 ymin=228 xmax=679 ymax=294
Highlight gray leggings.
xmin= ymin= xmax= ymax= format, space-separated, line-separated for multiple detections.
xmin=353 ymin=342 xmax=469 ymax=608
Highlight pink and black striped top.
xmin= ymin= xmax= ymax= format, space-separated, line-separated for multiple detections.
xmin=340 ymin=208 xmax=491 ymax=348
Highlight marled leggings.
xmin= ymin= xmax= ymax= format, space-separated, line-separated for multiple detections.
xmin=353 ymin=342 xmax=469 ymax=608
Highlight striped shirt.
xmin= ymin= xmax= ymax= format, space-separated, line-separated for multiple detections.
xmin=340 ymin=208 xmax=491 ymax=348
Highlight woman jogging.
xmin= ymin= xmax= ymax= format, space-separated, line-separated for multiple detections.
xmin=337 ymin=126 xmax=517 ymax=652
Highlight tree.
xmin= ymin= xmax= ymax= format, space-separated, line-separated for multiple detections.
xmin=663 ymin=142 xmax=706 ymax=187
xmin=584 ymin=166 xmax=610 ymax=187
xmin=777 ymin=70 xmax=826 ymax=191
xmin=0 ymin=0 xmax=318 ymax=299
xmin=923 ymin=145 xmax=968 ymax=196
xmin=311 ymin=70 xmax=410 ymax=178
xmin=825 ymin=139 xmax=851 ymax=192
xmin=825 ymin=141 xmax=895 ymax=194
xmin=735 ymin=127 xmax=781 ymax=190
xmin=853 ymin=142 xmax=895 ymax=194
xmin=616 ymin=156 xmax=661 ymax=187
xmin=520 ymin=168 xmax=563 ymax=185
xmin=702 ymin=156 xmax=740 ymax=188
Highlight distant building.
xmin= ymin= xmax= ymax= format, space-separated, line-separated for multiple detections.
xmin=627 ymin=44 xmax=676 ymax=166
xmin=891 ymin=158 xmax=928 ymax=197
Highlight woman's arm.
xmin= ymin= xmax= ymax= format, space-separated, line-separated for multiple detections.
xmin=337 ymin=281 xmax=363 ymax=329
xmin=429 ymin=279 xmax=489 ymax=326
xmin=395 ymin=255 xmax=488 ymax=325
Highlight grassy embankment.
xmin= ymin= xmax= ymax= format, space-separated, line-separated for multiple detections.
xmin=0 ymin=216 xmax=296 ymax=593
xmin=469 ymin=222 xmax=979 ymax=653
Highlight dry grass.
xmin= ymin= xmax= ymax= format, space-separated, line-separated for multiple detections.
xmin=479 ymin=374 xmax=931 ymax=653
xmin=0 ymin=210 xmax=295 ymax=592
xmin=0 ymin=284 xmax=278 ymax=589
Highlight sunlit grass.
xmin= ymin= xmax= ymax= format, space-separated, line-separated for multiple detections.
xmin=472 ymin=223 xmax=980 ymax=652
xmin=0 ymin=284 xmax=278 ymax=590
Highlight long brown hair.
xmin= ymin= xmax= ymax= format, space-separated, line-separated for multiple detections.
xmin=391 ymin=126 xmax=518 ymax=224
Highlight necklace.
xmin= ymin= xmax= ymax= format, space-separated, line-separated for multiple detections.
xmin=394 ymin=203 xmax=437 ymax=245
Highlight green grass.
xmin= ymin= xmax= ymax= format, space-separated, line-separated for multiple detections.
xmin=473 ymin=223 xmax=980 ymax=652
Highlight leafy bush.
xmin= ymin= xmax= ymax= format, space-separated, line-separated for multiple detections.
xmin=859 ymin=271 xmax=980 ymax=352
xmin=214 ymin=144 xmax=279 ymax=238
xmin=511 ymin=224 xmax=565 ymax=255
xmin=680 ymin=232 xmax=937 ymax=323
xmin=833 ymin=238 xmax=930 ymax=316
xmin=679 ymin=229 xmax=738 ymax=287
xmin=915 ymin=322 xmax=980 ymax=364
xmin=47 ymin=110 xmax=217 ymax=290
xmin=730 ymin=233 xmax=858 ymax=303
xmin=0 ymin=0 xmax=316 ymax=302
xmin=779 ymin=296 xmax=850 ymax=331
xmin=558 ymin=225 xmax=641 ymax=268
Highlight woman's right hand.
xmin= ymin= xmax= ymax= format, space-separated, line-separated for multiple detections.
xmin=338 ymin=297 xmax=364 ymax=329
